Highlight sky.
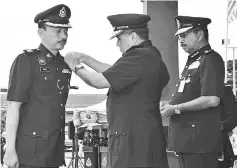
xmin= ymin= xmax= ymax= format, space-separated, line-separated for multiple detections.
xmin=0 ymin=0 xmax=236 ymax=94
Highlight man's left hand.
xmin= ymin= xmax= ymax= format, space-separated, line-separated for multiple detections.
xmin=160 ymin=104 xmax=176 ymax=118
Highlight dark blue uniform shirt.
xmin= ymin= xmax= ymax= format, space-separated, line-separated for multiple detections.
xmin=168 ymin=44 xmax=225 ymax=153
xmin=102 ymin=40 xmax=170 ymax=168
xmin=7 ymin=44 xmax=71 ymax=167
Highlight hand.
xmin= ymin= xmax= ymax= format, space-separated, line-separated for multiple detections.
xmin=160 ymin=104 xmax=175 ymax=118
xmin=64 ymin=52 xmax=84 ymax=71
xmin=160 ymin=101 xmax=170 ymax=109
xmin=3 ymin=149 xmax=19 ymax=168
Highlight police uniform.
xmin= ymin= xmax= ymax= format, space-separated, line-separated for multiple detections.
xmin=7 ymin=4 xmax=72 ymax=167
xmin=219 ymin=85 xmax=237 ymax=168
xmin=102 ymin=14 xmax=170 ymax=168
xmin=168 ymin=16 xmax=225 ymax=168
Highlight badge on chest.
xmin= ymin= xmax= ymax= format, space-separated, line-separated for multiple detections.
xmin=188 ymin=61 xmax=200 ymax=69
xmin=40 ymin=67 xmax=50 ymax=72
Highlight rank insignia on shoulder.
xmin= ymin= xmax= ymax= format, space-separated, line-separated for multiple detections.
xmin=38 ymin=57 xmax=46 ymax=66
xmin=204 ymin=49 xmax=213 ymax=54
xmin=23 ymin=49 xmax=39 ymax=54
xmin=62 ymin=69 xmax=71 ymax=74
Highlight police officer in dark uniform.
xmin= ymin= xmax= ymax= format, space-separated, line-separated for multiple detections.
xmin=64 ymin=14 xmax=170 ymax=168
xmin=160 ymin=16 xmax=225 ymax=168
xmin=4 ymin=4 xmax=72 ymax=168
xmin=219 ymin=85 xmax=237 ymax=168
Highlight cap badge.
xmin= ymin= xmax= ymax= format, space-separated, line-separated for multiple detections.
xmin=38 ymin=57 xmax=46 ymax=66
xmin=46 ymin=53 xmax=51 ymax=57
xmin=58 ymin=7 xmax=66 ymax=18
xmin=176 ymin=20 xmax=181 ymax=29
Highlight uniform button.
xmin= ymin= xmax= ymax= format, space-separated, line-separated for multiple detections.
xmin=68 ymin=79 xmax=69 ymax=81
xmin=44 ymin=77 xmax=47 ymax=80
xmin=61 ymin=116 xmax=63 ymax=119
xmin=176 ymin=84 xmax=178 ymax=87
xmin=33 ymin=132 xmax=36 ymax=135
xmin=115 ymin=132 xmax=118 ymax=135
xmin=61 ymin=129 xmax=63 ymax=131
xmin=59 ymin=92 xmax=62 ymax=94
xmin=192 ymin=124 xmax=195 ymax=127
xmin=185 ymin=66 xmax=188 ymax=68
xmin=57 ymin=68 xmax=59 ymax=71
xmin=61 ymin=104 xmax=63 ymax=107
xmin=172 ymin=94 xmax=174 ymax=97
xmin=58 ymin=79 xmax=60 ymax=82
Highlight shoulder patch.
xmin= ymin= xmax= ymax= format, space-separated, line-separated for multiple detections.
xmin=23 ymin=48 xmax=40 ymax=56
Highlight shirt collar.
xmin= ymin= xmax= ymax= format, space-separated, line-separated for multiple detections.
xmin=123 ymin=40 xmax=152 ymax=56
xmin=38 ymin=43 xmax=63 ymax=62
xmin=188 ymin=44 xmax=212 ymax=59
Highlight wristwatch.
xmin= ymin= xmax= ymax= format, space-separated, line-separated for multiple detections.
xmin=174 ymin=104 xmax=181 ymax=114
xmin=75 ymin=64 xmax=84 ymax=73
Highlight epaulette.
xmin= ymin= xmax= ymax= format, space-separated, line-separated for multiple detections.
xmin=23 ymin=48 xmax=40 ymax=56
xmin=203 ymin=49 xmax=213 ymax=54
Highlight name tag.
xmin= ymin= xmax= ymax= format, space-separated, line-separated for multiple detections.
xmin=40 ymin=67 xmax=50 ymax=72
xmin=62 ymin=69 xmax=71 ymax=74
xmin=188 ymin=61 xmax=200 ymax=69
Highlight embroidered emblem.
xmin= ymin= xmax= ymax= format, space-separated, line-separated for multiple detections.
xmin=58 ymin=7 xmax=66 ymax=17
xmin=46 ymin=53 xmax=51 ymax=57
xmin=38 ymin=57 xmax=46 ymax=66
xmin=86 ymin=158 xmax=92 ymax=167
xmin=62 ymin=69 xmax=71 ymax=74
xmin=101 ymin=156 xmax=107 ymax=167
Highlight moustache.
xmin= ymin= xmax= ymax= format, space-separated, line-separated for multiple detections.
xmin=58 ymin=39 xmax=67 ymax=43
xmin=180 ymin=43 xmax=187 ymax=47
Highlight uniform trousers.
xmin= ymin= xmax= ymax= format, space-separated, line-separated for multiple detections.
xmin=178 ymin=153 xmax=219 ymax=168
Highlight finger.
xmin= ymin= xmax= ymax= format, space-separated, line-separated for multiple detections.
xmin=15 ymin=162 xmax=19 ymax=168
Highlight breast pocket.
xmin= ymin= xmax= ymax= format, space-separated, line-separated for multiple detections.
xmin=17 ymin=130 xmax=49 ymax=158
xmin=33 ymin=73 xmax=55 ymax=96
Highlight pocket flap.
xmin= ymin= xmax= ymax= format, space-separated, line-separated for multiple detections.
xmin=22 ymin=130 xmax=48 ymax=138
xmin=109 ymin=131 xmax=127 ymax=136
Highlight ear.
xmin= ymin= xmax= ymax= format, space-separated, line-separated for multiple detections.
xmin=37 ymin=28 xmax=44 ymax=39
xmin=197 ymin=30 xmax=204 ymax=41
xmin=131 ymin=32 xmax=138 ymax=43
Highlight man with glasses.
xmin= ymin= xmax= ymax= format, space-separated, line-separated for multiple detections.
xmin=160 ymin=16 xmax=225 ymax=168
xmin=64 ymin=14 xmax=170 ymax=168
xmin=4 ymin=4 xmax=72 ymax=168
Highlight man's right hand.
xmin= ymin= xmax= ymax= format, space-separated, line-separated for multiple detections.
xmin=3 ymin=149 xmax=19 ymax=168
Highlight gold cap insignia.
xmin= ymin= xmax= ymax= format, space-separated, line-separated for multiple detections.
xmin=58 ymin=7 xmax=66 ymax=18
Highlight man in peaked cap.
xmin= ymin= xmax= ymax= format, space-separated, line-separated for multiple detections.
xmin=4 ymin=4 xmax=72 ymax=168
xmin=64 ymin=14 xmax=170 ymax=168
xmin=160 ymin=16 xmax=225 ymax=168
